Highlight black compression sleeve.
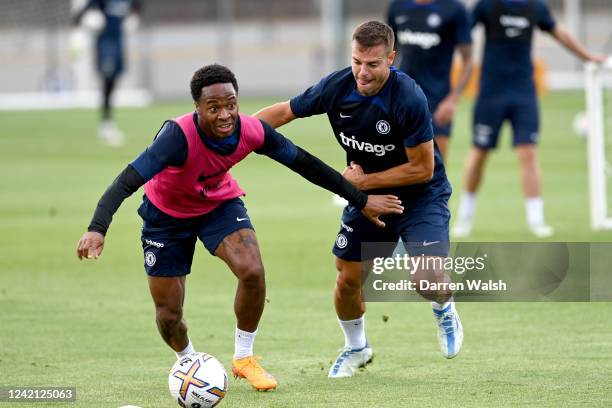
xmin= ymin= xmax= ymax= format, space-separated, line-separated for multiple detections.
xmin=287 ymin=147 xmax=368 ymax=210
xmin=87 ymin=164 xmax=145 ymax=235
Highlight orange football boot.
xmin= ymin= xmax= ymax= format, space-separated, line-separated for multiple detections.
xmin=231 ymin=356 xmax=277 ymax=391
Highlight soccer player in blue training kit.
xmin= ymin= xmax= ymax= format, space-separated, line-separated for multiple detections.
xmin=453 ymin=0 xmax=606 ymax=238
xmin=76 ymin=64 xmax=403 ymax=391
xmin=256 ymin=21 xmax=463 ymax=377
xmin=73 ymin=0 xmax=141 ymax=147
xmin=387 ymin=0 xmax=473 ymax=160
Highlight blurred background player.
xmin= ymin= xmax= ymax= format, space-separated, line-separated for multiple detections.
xmin=256 ymin=21 xmax=463 ymax=378
xmin=76 ymin=64 xmax=402 ymax=391
xmin=73 ymin=0 xmax=141 ymax=147
xmin=453 ymin=0 xmax=607 ymax=238
xmin=387 ymin=0 xmax=473 ymax=161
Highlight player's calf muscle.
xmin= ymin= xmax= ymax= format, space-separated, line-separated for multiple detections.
xmin=412 ymin=263 xmax=453 ymax=303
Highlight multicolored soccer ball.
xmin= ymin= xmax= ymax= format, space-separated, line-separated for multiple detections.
xmin=169 ymin=352 xmax=228 ymax=408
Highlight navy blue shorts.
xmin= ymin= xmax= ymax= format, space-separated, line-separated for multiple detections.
xmin=333 ymin=197 xmax=451 ymax=261
xmin=433 ymin=121 xmax=452 ymax=138
xmin=138 ymin=196 xmax=254 ymax=277
xmin=473 ymin=94 xmax=539 ymax=150
xmin=430 ymin=100 xmax=452 ymax=137
xmin=96 ymin=37 xmax=124 ymax=79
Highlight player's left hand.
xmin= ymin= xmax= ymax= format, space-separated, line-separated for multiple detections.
xmin=433 ymin=96 xmax=457 ymax=127
xmin=342 ymin=161 xmax=366 ymax=189
xmin=361 ymin=195 xmax=404 ymax=228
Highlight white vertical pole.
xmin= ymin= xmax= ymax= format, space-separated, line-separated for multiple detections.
xmin=320 ymin=0 xmax=345 ymax=73
xmin=564 ymin=0 xmax=583 ymax=71
xmin=217 ymin=0 xmax=234 ymax=68
xmin=70 ymin=0 xmax=96 ymax=93
xmin=563 ymin=0 xmax=581 ymax=38
xmin=585 ymin=62 xmax=607 ymax=229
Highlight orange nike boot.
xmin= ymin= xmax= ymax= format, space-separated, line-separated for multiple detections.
xmin=231 ymin=356 xmax=277 ymax=391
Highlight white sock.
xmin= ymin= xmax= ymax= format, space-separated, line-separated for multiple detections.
xmin=525 ymin=197 xmax=545 ymax=226
xmin=234 ymin=327 xmax=257 ymax=360
xmin=432 ymin=298 xmax=454 ymax=312
xmin=457 ymin=192 xmax=477 ymax=221
xmin=338 ymin=315 xmax=367 ymax=350
xmin=175 ymin=339 xmax=195 ymax=359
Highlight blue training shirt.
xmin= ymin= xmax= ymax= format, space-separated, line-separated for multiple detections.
xmin=387 ymin=0 xmax=472 ymax=106
xmin=290 ymin=67 xmax=451 ymax=203
xmin=84 ymin=0 xmax=137 ymax=39
xmin=473 ymin=0 xmax=556 ymax=96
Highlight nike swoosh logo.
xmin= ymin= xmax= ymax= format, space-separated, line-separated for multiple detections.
xmin=340 ymin=113 xmax=352 ymax=118
xmin=236 ymin=217 xmax=248 ymax=222
xmin=395 ymin=16 xmax=408 ymax=24
xmin=423 ymin=240 xmax=440 ymax=247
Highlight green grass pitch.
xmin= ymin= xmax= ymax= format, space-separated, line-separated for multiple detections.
xmin=1 ymin=92 xmax=611 ymax=407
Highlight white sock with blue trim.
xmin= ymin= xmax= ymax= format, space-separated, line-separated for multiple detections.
xmin=525 ymin=197 xmax=546 ymax=226
xmin=338 ymin=315 xmax=367 ymax=349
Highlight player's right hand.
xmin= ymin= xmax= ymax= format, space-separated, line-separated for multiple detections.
xmin=433 ymin=96 xmax=457 ymax=127
xmin=77 ymin=231 xmax=105 ymax=260
xmin=589 ymin=54 xmax=609 ymax=64
xmin=361 ymin=195 xmax=403 ymax=228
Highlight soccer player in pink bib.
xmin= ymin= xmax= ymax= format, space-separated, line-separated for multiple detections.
xmin=76 ymin=64 xmax=403 ymax=391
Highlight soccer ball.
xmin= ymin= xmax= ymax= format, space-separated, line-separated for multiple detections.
xmin=169 ymin=352 xmax=228 ymax=408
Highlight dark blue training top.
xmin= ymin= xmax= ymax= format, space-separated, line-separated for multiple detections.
xmin=387 ymin=0 xmax=472 ymax=106
xmin=131 ymin=114 xmax=297 ymax=182
xmin=473 ymin=0 xmax=556 ymax=96
xmin=290 ymin=66 xmax=451 ymax=204
xmin=83 ymin=0 xmax=138 ymax=39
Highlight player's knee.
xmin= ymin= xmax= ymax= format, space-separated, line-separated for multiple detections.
xmin=156 ymin=305 xmax=183 ymax=332
xmin=335 ymin=270 xmax=361 ymax=297
xmin=471 ymin=148 xmax=489 ymax=166
xmin=235 ymin=262 xmax=265 ymax=290
xmin=516 ymin=145 xmax=537 ymax=165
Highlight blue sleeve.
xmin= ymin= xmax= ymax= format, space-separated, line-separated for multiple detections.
xmin=255 ymin=120 xmax=298 ymax=165
xmin=399 ymin=84 xmax=434 ymax=148
xmin=130 ymin=121 xmax=188 ymax=182
xmin=455 ymin=3 xmax=473 ymax=44
xmin=471 ymin=0 xmax=485 ymax=29
xmin=289 ymin=75 xmax=329 ymax=118
xmin=536 ymin=0 xmax=556 ymax=32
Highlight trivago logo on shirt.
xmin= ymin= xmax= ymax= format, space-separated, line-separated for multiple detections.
xmin=499 ymin=14 xmax=530 ymax=37
xmin=499 ymin=15 xmax=530 ymax=29
xmin=339 ymin=132 xmax=396 ymax=157
xmin=397 ymin=29 xmax=441 ymax=49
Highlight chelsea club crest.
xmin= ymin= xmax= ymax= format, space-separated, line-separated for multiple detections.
xmin=376 ymin=120 xmax=391 ymax=135
xmin=428 ymin=13 xmax=441 ymax=28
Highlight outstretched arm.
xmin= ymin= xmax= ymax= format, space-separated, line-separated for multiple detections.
xmin=77 ymin=165 xmax=145 ymax=259
xmin=77 ymin=122 xmax=187 ymax=259
xmin=254 ymin=101 xmax=296 ymax=129
xmin=550 ymin=25 xmax=607 ymax=63
xmin=256 ymin=122 xmax=404 ymax=227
